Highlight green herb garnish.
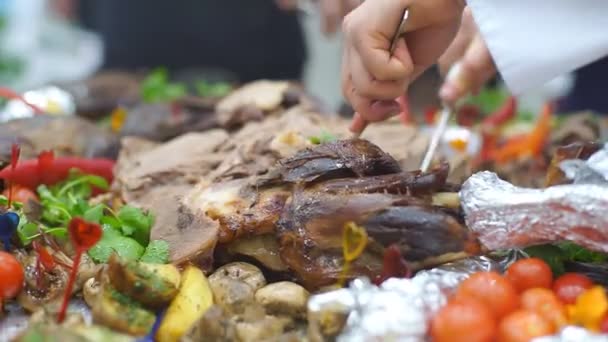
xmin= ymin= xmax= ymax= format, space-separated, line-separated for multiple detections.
xmin=140 ymin=67 xmax=187 ymax=103
xmin=139 ymin=240 xmax=170 ymax=264
xmin=524 ymin=242 xmax=608 ymax=276
xmin=309 ymin=130 xmax=337 ymax=145
xmin=88 ymin=225 xmax=145 ymax=263
xmin=23 ymin=171 xmax=162 ymax=264
xmin=195 ymin=80 xmax=232 ymax=98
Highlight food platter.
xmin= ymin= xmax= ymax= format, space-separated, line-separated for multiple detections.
xmin=0 ymin=71 xmax=607 ymax=341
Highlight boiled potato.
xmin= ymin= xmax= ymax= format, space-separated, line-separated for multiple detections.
xmin=156 ymin=266 xmax=213 ymax=342
xmin=107 ymin=254 xmax=181 ymax=308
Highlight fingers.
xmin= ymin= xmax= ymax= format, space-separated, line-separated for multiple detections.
xmin=350 ymin=48 xmax=408 ymax=100
xmin=439 ymin=34 xmax=497 ymax=104
xmin=319 ymin=0 xmax=342 ymax=35
xmin=438 ymin=8 xmax=476 ymax=76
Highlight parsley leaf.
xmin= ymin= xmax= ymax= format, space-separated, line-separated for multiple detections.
xmin=139 ymin=240 xmax=170 ymax=264
xmin=195 ymin=80 xmax=232 ymax=98
xmin=140 ymin=67 xmax=187 ymax=103
xmin=309 ymin=130 xmax=337 ymax=145
xmin=88 ymin=225 xmax=145 ymax=263
xmin=117 ymin=206 xmax=154 ymax=246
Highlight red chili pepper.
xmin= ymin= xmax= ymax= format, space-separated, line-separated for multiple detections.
xmin=0 ymin=151 xmax=114 ymax=191
xmin=492 ymin=103 xmax=553 ymax=164
xmin=424 ymin=107 xmax=438 ymax=125
xmin=0 ymin=87 xmax=44 ymax=115
xmin=33 ymin=240 xmax=56 ymax=288
xmin=373 ymin=244 xmax=411 ymax=285
xmin=7 ymin=143 xmax=20 ymax=207
xmin=481 ymin=96 xmax=517 ymax=129
xmin=57 ymin=217 xmax=102 ymax=323
xmin=33 ymin=240 xmax=56 ymax=271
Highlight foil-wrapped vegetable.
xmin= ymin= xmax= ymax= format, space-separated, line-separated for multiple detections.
xmin=308 ymin=256 xmax=506 ymax=341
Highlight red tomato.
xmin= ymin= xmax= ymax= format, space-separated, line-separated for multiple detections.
xmin=0 ymin=251 xmax=24 ymax=299
xmin=520 ymin=288 xmax=567 ymax=330
xmin=553 ymin=273 xmax=594 ymax=305
xmin=430 ymin=296 xmax=497 ymax=342
xmin=456 ymin=271 xmax=520 ymax=319
xmin=2 ymin=185 xmax=37 ymax=204
xmin=505 ymin=258 xmax=553 ymax=292
xmin=600 ymin=314 xmax=608 ymax=333
xmin=498 ymin=310 xmax=554 ymax=342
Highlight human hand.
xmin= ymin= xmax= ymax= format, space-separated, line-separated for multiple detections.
xmin=317 ymin=0 xmax=362 ymax=36
xmin=438 ymin=8 xmax=497 ymax=104
xmin=49 ymin=0 xmax=77 ymax=20
xmin=341 ymin=0 xmax=465 ymax=134
xmin=275 ymin=0 xmax=362 ymax=36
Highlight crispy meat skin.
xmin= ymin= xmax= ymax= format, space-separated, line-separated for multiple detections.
xmin=276 ymin=187 xmax=479 ymax=289
xmin=258 ymin=139 xmax=402 ymax=186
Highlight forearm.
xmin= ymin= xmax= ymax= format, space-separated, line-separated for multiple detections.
xmin=467 ymin=0 xmax=608 ymax=94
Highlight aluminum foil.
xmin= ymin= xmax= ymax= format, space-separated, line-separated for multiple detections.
xmin=460 ymin=171 xmax=608 ymax=252
xmin=532 ymin=327 xmax=608 ymax=342
xmin=309 ymin=254 xmax=608 ymax=341
xmin=307 ymin=256 xmax=513 ymax=342
xmin=560 ymin=143 xmax=608 ymax=184
xmin=460 ymin=144 xmax=608 ymax=252
xmin=0 ymin=86 xmax=75 ymax=122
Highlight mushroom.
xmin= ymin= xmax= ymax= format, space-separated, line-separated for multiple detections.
xmin=254 ymin=282 xmax=310 ymax=319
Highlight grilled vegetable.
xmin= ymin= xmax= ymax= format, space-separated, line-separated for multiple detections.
xmin=107 ymin=254 xmax=180 ymax=308
xmin=91 ymin=285 xmax=155 ymax=336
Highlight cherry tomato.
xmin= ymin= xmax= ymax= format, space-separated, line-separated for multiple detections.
xmin=599 ymin=314 xmax=608 ymax=333
xmin=0 ymin=251 xmax=24 ymax=299
xmin=2 ymin=185 xmax=37 ymax=204
xmin=498 ymin=310 xmax=554 ymax=342
xmin=553 ymin=273 xmax=594 ymax=305
xmin=505 ymin=258 xmax=553 ymax=292
xmin=430 ymin=296 xmax=497 ymax=342
xmin=456 ymin=271 xmax=519 ymax=319
xmin=520 ymin=288 xmax=567 ymax=330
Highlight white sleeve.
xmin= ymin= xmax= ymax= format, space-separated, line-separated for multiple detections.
xmin=466 ymin=0 xmax=608 ymax=95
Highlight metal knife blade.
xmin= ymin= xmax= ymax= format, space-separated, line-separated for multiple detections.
xmin=420 ymin=103 xmax=452 ymax=172
xmin=351 ymin=8 xmax=409 ymax=139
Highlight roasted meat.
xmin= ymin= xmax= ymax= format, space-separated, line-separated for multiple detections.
xmin=0 ymin=116 xmax=119 ymax=160
xmin=258 ymin=139 xmax=402 ymax=186
xmin=276 ymin=164 xmax=479 ymax=289
xmin=184 ymin=139 xmax=479 ymax=289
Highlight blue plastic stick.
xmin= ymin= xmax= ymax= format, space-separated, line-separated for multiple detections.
xmin=0 ymin=212 xmax=19 ymax=251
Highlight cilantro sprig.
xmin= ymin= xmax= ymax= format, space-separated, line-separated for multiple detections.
xmin=140 ymin=68 xmax=187 ymax=103
xmin=16 ymin=170 xmax=169 ymax=264
xmin=524 ymin=243 xmax=608 ymax=276
xmin=309 ymin=130 xmax=337 ymax=145
xmin=195 ymin=80 xmax=232 ymax=98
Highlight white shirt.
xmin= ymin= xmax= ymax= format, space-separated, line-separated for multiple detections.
xmin=467 ymin=0 xmax=608 ymax=95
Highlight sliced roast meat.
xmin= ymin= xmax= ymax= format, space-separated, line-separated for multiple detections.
xmin=114 ymin=130 xmax=229 ymax=202
xmin=119 ymin=102 xmax=218 ymax=141
xmin=0 ymin=116 xmax=118 ymax=160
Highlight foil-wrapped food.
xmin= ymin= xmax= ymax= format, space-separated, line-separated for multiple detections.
xmin=308 ymin=255 xmax=515 ymax=341
xmin=461 ymin=143 xmax=608 ymax=253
